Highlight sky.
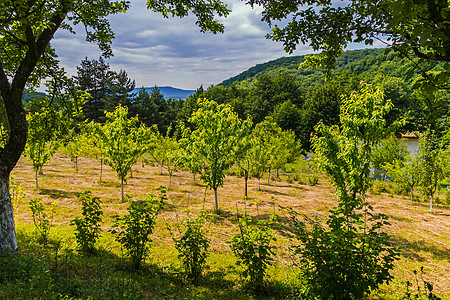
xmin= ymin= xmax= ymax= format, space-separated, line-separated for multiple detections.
xmin=51 ymin=0 xmax=376 ymax=90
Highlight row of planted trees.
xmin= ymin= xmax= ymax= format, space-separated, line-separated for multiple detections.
xmin=371 ymin=132 xmax=450 ymax=212
xmin=24 ymin=98 xmax=299 ymax=209
xmin=22 ymin=83 xmax=431 ymax=299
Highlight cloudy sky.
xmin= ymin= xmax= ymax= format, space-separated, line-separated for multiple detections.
xmin=51 ymin=0 xmax=374 ymax=90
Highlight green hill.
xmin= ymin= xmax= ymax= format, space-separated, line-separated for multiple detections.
xmin=220 ymin=48 xmax=426 ymax=88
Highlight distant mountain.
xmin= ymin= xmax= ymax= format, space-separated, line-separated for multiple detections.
xmin=22 ymin=88 xmax=46 ymax=104
xmin=132 ymin=86 xmax=195 ymax=99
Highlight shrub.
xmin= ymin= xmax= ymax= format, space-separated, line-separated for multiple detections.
xmin=110 ymin=187 xmax=166 ymax=270
xmin=228 ymin=215 xmax=277 ymax=289
xmin=29 ymin=198 xmax=56 ymax=244
xmin=70 ymin=191 xmax=103 ymax=253
xmin=173 ymin=210 xmax=210 ymax=281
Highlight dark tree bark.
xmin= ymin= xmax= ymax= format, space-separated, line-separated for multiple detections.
xmin=0 ymin=7 xmax=67 ymax=251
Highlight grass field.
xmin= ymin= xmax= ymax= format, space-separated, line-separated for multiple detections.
xmin=3 ymin=152 xmax=449 ymax=299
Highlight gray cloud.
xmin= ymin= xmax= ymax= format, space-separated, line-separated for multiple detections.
xmin=51 ymin=0 xmax=361 ymax=90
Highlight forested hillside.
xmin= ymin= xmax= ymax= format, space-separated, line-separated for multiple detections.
xmin=190 ymin=48 xmax=448 ymax=151
xmin=220 ymin=48 xmax=433 ymax=88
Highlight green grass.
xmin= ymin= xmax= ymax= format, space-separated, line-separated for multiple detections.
xmin=3 ymin=153 xmax=449 ymax=299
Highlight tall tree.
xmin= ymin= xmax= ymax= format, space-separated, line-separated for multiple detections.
xmin=180 ymin=99 xmax=251 ymax=211
xmin=74 ymin=57 xmax=115 ymax=122
xmin=103 ymin=69 xmax=136 ymax=113
xmin=0 ymin=0 xmax=230 ymax=251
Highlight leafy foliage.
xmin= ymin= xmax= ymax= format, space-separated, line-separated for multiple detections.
xmin=70 ymin=191 xmax=103 ymax=254
xmin=290 ymin=83 xmax=399 ymax=299
xmin=172 ymin=210 xmax=210 ymax=281
xmin=29 ymin=198 xmax=56 ymax=244
xmin=180 ymin=99 xmax=252 ymax=211
xmin=101 ymin=105 xmax=147 ymax=201
xmin=228 ymin=215 xmax=277 ymax=289
xmin=110 ymin=187 xmax=166 ymax=270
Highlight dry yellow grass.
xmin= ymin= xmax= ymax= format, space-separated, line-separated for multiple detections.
xmin=11 ymin=152 xmax=450 ymax=298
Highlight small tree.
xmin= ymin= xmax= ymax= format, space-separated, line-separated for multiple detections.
xmin=148 ymin=126 xmax=180 ymax=189
xmin=293 ymin=84 xmax=399 ymax=299
xmin=83 ymin=121 xmax=108 ymax=181
xmin=101 ymin=105 xmax=146 ymax=201
xmin=172 ymin=210 xmax=210 ymax=281
xmin=371 ymin=136 xmax=409 ymax=171
xmin=180 ymin=99 xmax=251 ymax=211
xmin=110 ymin=187 xmax=166 ymax=270
xmin=70 ymin=191 xmax=103 ymax=253
xmin=29 ymin=198 xmax=57 ymax=244
xmin=228 ymin=215 xmax=277 ymax=289
xmin=24 ymin=104 xmax=60 ymax=188
xmin=65 ymin=132 xmax=85 ymax=173
xmin=385 ymin=155 xmax=420 ymax=204
xmin=418 ymin=130 xmax=445 ymax=213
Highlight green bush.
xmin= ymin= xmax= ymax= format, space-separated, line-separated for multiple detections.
xmin=70 ymin=191 xmax=103 ymax=253
xmin=228 ymin=215 xmax=277 ymax=289
xmin=110 ymin=187 xmax=166 ymax=270
xmin=173 ymin=210 xmax=210 ymax=281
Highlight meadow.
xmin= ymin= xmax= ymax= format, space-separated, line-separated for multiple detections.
xmin=3 ymin=151 xmax=449 ymax=299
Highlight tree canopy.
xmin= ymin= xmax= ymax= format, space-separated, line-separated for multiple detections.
xmin=250 ymin=0 xmax=450 ymax=89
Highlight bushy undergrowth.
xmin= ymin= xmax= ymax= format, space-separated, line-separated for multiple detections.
xmin=228 ymin=215 xmax=277 ymax=289
xmin=172 ymin=210 xmax=210 ymax=281
xmin=29 ymin=198 xmax=57 ymax=244
xmin=110 ymin=187 xmax=166 ymax=270
xmin=71 ymin=191 xmax=103 ymax=253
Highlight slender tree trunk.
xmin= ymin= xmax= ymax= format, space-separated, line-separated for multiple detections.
xmin=214 ymin=188 xmax=218 ymax=212
xmin=193 ymin=173 xmax=196 ymax=185
xmin=258 ymin=178 xmax=261 ymax=191
xmin=160 ymin=163 xmax=163 ymax=175
xmin=0 ymin=176 xmax=18 ymax=252
xmin=244 ymin=170 xmax=248 ymax=197
xmin=100 ymin=159 xmax=103 ymax=182
xmin=282 ymin=167 xmax=285 ymax=175
xmin=169 ymin=173 xmax=172 ymax=190
xmin=410 ymin=186 xmax=414 ymax=205
xmin=121 ymin=178 xmax=124 ymax=202
xmin=276 ymin=169 xmax=279 ymax=177
xmin=130 ymin=168 xmax=133 ymax=178
xmin=267 ymin=168 xmax=271 ymax=185
xmin=430 ymin=195 xmax=434 ymax=212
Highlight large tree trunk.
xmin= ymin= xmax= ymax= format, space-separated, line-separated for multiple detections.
xmin=0 ymin=5 xmax=67 ymax=252
xmin=0 ymin=176 xmax=18 ymax=252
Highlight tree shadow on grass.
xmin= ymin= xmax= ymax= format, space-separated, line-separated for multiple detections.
xmin=38 ymin=188 xmax=79 ymax=199
xmin=258 ymin=187 xmax=289 ymax=196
